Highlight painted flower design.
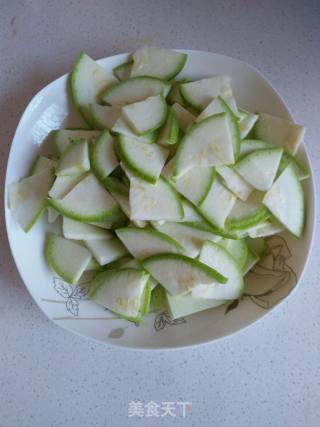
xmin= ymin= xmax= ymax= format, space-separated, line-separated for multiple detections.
xmin=154 ymin=311 xmax=186 ymax=331
xmin=53 ymin=277 xmax=89 ymax=316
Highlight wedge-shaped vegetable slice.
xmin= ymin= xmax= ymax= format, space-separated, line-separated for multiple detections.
xmin=157 ymin=108 xmax=179 ymax=146
xmin=218 ymin=238 xmax=248 ymax=270
xmin=152 ymin=221 xmax=221 ymax=258
xmin=130 ymin=47 xmax=187 ymax=80
xmin=150 ymin=285 xmax=168 ymax=312
xmin=121 ymin=95 xmax=167 ymax=135
xmin=216 ymin=165 xmax=253 ymax=201
xmin=117 ymin=135 xmax=169 ymax=183
xmin=238 ymin=110 xmax=259 ymax=139
xmin=85 ymin=257 xmax=103 ymax=272
xmin=48 ymin=173 xmax=119 ymax=222
xmin=121 ymin=258 xmax=158 ymax=291
xmin=129 ymin=176 xmax=183 ymax=221
xmin=254 ymin=112 xmax=305 ymax=155
xmin=246 ymin=219 xmax=285 ymax=238
xmin=263 ymin=165 xmax=304 ymax=237
xmin=239 ymin=139 xmax=275 ymax=157
xmin=113 ymin=61 xmax=132 ymax=81
xmin=116 ymin=227 xmax=183 ymax=260
xmin=171 ymin=103 xmax=195 ymax=133
xmin=30 ymin=156 xmax=56 ymax=175
xmin=8 ymin=168 xmax=54 ymax=232
xmin=143 ymin=253 xmax=227 ymax=296
xmin=179 ymin=199 xmax=205 ymax=222
xmin=101 ymin=76 xmax=171 ymax=106
xmin=193 ymin=241 xmax=244 ymax=300
xmin=52 ymin=129 xmax=100 ymax=155
xmin=46 ymin=234 xmax=91 ymax=284
xmin=180 ymin=76 xmax=232 ymax=111
xmin=243 ymin=247 xmax=260 ymax=275
xmin=47 ymin=207 xmax=59 ymax=223
xmin=277 ymin=152 xmax=310 ymax=181
xmin=56 ymin=140 xmax=90 ymax=176
xmin=173 ymin=113 xmax=235 ymax=178
xmin=89 ymin=104 xmax=121 ymax=130
xmin=63 ymin=217 xmax=112 ymax=240
xmin=90 ymin=131 xmax=118 ymax=181
xmin=71 ymin=52 xmax=117 ymax=125
xmin=112 ymin=117 xmax=157 ymax=143
xmin=235 ymin=148 xmax=283 ymax=191
xmin=226 ymin=191 xmax=270 ymax=231
xmin=167 ymin=79 xmax=189 ymax=105
xmin=198 ymin=177 xmax=236 ymax=229
xmin=90 ymin=268 xmax=149 ymax=320
xmin=167 ymin=292 xmax=226 ymax=319
xmin=49 ymin=174 xmax=85 ymax=199
xmin=84 ymin=237 xmax=127 ymax=265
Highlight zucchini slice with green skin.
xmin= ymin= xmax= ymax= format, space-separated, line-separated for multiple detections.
xmin=101 ymin=76 xmax=171 ymax=106
xmin=173 ymin=113 xmax=235 ymax=178
xmin=84 ymin=237 xmax=127 ymax=266
xmin=239 ymin=139 xmax=275 ymax=158
xmin=179 ymin=199 xmax=205 ymax=223
xmin=113 ymin=61 xmax=132 ymax=81
xmin=143 ymin=253 xmax=227 ymax=296
xmin=90 ymin=131 xmax=118 ymax=181
xmin=49 ymin=174 xmax=86 ymax=199
xmin=130 ymin=47 xmax=187 ymax=80
xmin=90 ymin=268 xmax=150 ymax=319
xmin=193 ymin=241 xmax=244 ymax=300
xmin=216 ymin=165 xmax=253 ymax=201
xmin=277 ymin=152 xmax=310 ymax=181
xmin=47 ymin=207 xmax=59 ymax=224
xmin=254 ymin=112 xmax=305 ymax=155
xmin=129 ymin=176 xmax=184 ymax=221
xmin=115 ymin=227 xmax=183 ymax=260
xmin=48 ymin=173 xmax=120 ymax=222
xmin=166 ymin=292 xmax=226 ymax=319
xmin=70 ymin=52 xmax=117 ymax=126
xmin=171 ymin=103 xmax=195 ymax=133
xmin=112 ymin=117 xmax=157 ymax=143
xmin=89 ymin=104 xmax=121 ymax=130
xmin=235 ymin=148 xmax=283 ymax=191
xmin=8 ymin=168 xmax=54 ymax=232
xmin=180 ymin=76 xmax=232 ymax=111
xmin=56 ymin=140 xmax=90 ymax=176
xmin=263 ymin=164 xmax=305 ymax=237
xmin=167 ymin=79 xmax=190 ymax=106
xmin=218 ymin=238 xmax=248 ymax=270
xmin=46 ymin=234 xmax=91 ymax=284
xmin=52 ymin=129 xmax=100 ymax=155
xmin=117 ymin=134 xmax=169 ymax=183
xmin=157 ymin=108 xmax=179 ymax=146
xmin=121 ymin=95 xmax=167 ymax=135
xmin=63 ymin=217 xmax=112 ymax=240
xmin=238 ymin=110 xmax=258 ymax=139
xmin=244 ymin=219 xmax=284 ymax=238
xmin=30 ymin=156 xmax=56 ymax=175
xmin=150 ymin=285 xmax=168 ymax=312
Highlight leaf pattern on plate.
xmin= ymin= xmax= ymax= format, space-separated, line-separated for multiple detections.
xmin=52 ymin=278 xmax=89 ymax=317
xmin=154 ymin=311 xmax=186 ymax=331
xmin=53 ymin=278 xmax=72 ymax=298
xmin=66 ymin=298 xmax=79 ymax=316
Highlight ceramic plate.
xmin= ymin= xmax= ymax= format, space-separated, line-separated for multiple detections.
xmin=4 ymin=50 xmax=315 ymax=349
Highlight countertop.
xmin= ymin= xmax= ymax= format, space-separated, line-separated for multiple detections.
xmin=0 ymin=1 xmax=319 ymax=426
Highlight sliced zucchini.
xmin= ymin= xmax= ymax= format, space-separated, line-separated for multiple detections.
xmin=246 ymin=237 xmax=267 ymax=257
xmin=46 ymin=233 xmax=91 ymax=284
xmin=150 ymin=285 xmax=168 ymax=312
xmin=263 ymin=164 xmax=304 ymax=237
xmin=56 ymin=140 xmax=90 ymax=176
xmin=157 ymin=108 xmax=179 ymax=146
xmin=277 ymin=152 xmax=310 ymax=181
xmin=84 ymin=237 xmax=127 ymax=265
xmin=47 ymin=207 xmax=59 ymax=223
xmin=70 ymin=52 xmax=117 ymax=125
xmin=89 ymin=104 xmax=121 ymax=130
xmin=171 ymin=103 xmax=195 ymax=133
xmin=246 ymin=219 xmax=285 ymax=238
xmin=167 ymin=292 xmax=226 ymax=319
xmin=112 ymin=117 xmax=157 ymax=143
xmin=30 ymin=156 xmax=56 ymax=175
xmin=90 ymin=131 xmax=118 ymax=181
xmin=216 ymin=165 xmax=253 ymax=201
xmin=239 ymin=139 xmax=275 ymax=158
xmin=48 ymin=173 xmax=120 ymax=222
xmin=113 ymin=61 xmax=132 ymax=81
xmin=167 ymin=79 xmax=189 ymax=105
xmin=143 ymin=253 xmax=227 ymax=296
xmin=243 ymin=247 xmax=260 ymax=275
xmin=101 ymin=76 xmax=171 ymax=106
xmin=238 ymin=110 xmax=258 ymax=139
xmin=115 ymin=227 xmax=183 ymax=260
xmin=62 ymin=217 xmax=112 ymax=240
xmin=180 ymin=76 xmax=232 ymax=111
xmin=196 ymin=94 xmax=240 ymax=122
xmin=130 ymin=47 xmax=187 ymax=80
xmin=52 ymin=129 xmax=100 ymax=155
xmin=49 ymin=174 xmax=86 ymax=199
xmin=179 ymin=199 xmax=205 ymax=222
xmin=193 ymin=241 xmax=244 ymax=300
xmin=254 ymin=112 xmax=305 ymax=155
xmin=218 ymin=238 xmax=248 ymax=270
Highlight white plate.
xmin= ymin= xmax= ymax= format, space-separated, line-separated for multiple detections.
xmin=4 ymin=50 xmax=316 ymax=349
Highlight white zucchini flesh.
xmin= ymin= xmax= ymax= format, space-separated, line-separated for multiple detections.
xmin=238 ymin=110 xmax=259 ymax=139
xmin=277 ymin=152 xmax=310 ymax=181
xmin=90 ymin=131 xmax=118 ymax=181
xmin=46 ymin=234 xmax=91 ymax=284
xmin=166 ymin=292 xmax=226 ymax=319
xmin=121 ymin=95 xmax=167 ymax=135
xmin=246 ymin=219 xmax=285 ymax=238
xmin=90 ymin=268 xmax=149 ymax=318
xmin=48 ymin=174 xmax=85 ymax=199
xmin=171 ymin=103 xmax=195 ymax=133
xmin=115 ymin=227 xmax=183 ymax=260
xmin=193 ymin=241 xmax=244 ymax=300
xmin=173 ymin=113 xmax=235 ymax=178
xmin=152 ymin=221 xmax=221 ymax=258
xmin=101 ymin=76 xmax=171 ymax=106
xmin=180 ymin=76 xmax=232 ymax=111
xmin=47 ymin=207 xmax=59 ymax=223
xmin=49 ymin=173 xmax=120 ymax=222
xmin=198 ymin=177 xmax=236 ymax=229
xmin=113 ymin=61 xmax=132 ymax=81
xmin=143 ymin=253 xmax=227 ymax=296
xmin=52 ymin=129 xmax=100 ymax=155
xmin=179 ymin=199 xmax=204 ymax=222
xmin=56 ymin=140 xmax=90 ymax=176
xmin=196 ymin=94 xmax=240 ymax=122
xmin=112 ymin=117 xmax=156 ymax=143
xmin=129 ymin=176 xmax=183 ymax=221
xmin=8 ymin=168 xmax=54 ymax=232
xmin=130 ymin=47 xmax=187 ymax=80
xmin=254 ymin=112 xmax=305 ymax=155
xmin=157 ymin=108 xmax=179 ymax=146
xmin=239 ymin=139 xmax=275 ymax=157
xmin=30 ymin=156 xmax=56 ymax=175
xmin=122 ymin=258 xmax=158 ymax=291
xmin=63 ymin=217 xmax=113 ymax=240
xmin=89 ymin=104 xmax=121 ymax=130
xmin=235 ymin=148 xmax=283 ymax=191
xmin=117 ymin=134 xmax=169 ymax=183
xmin=89 ymin=220 xmax=114 ymax=229
xmin=216 ymin=165 xmax=253 ymax=201
xmin=84 ymin=237 xmax=127 ymax=265
xmin=263 ymin=164 xmax=304 ymax=237
xmin=162 ymin=158 xmax=215 ymax=205
xmin=71 ymin=52 xmax=117 ymax=125
xmin=218 ymin=238 xmax=248 ymax=270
